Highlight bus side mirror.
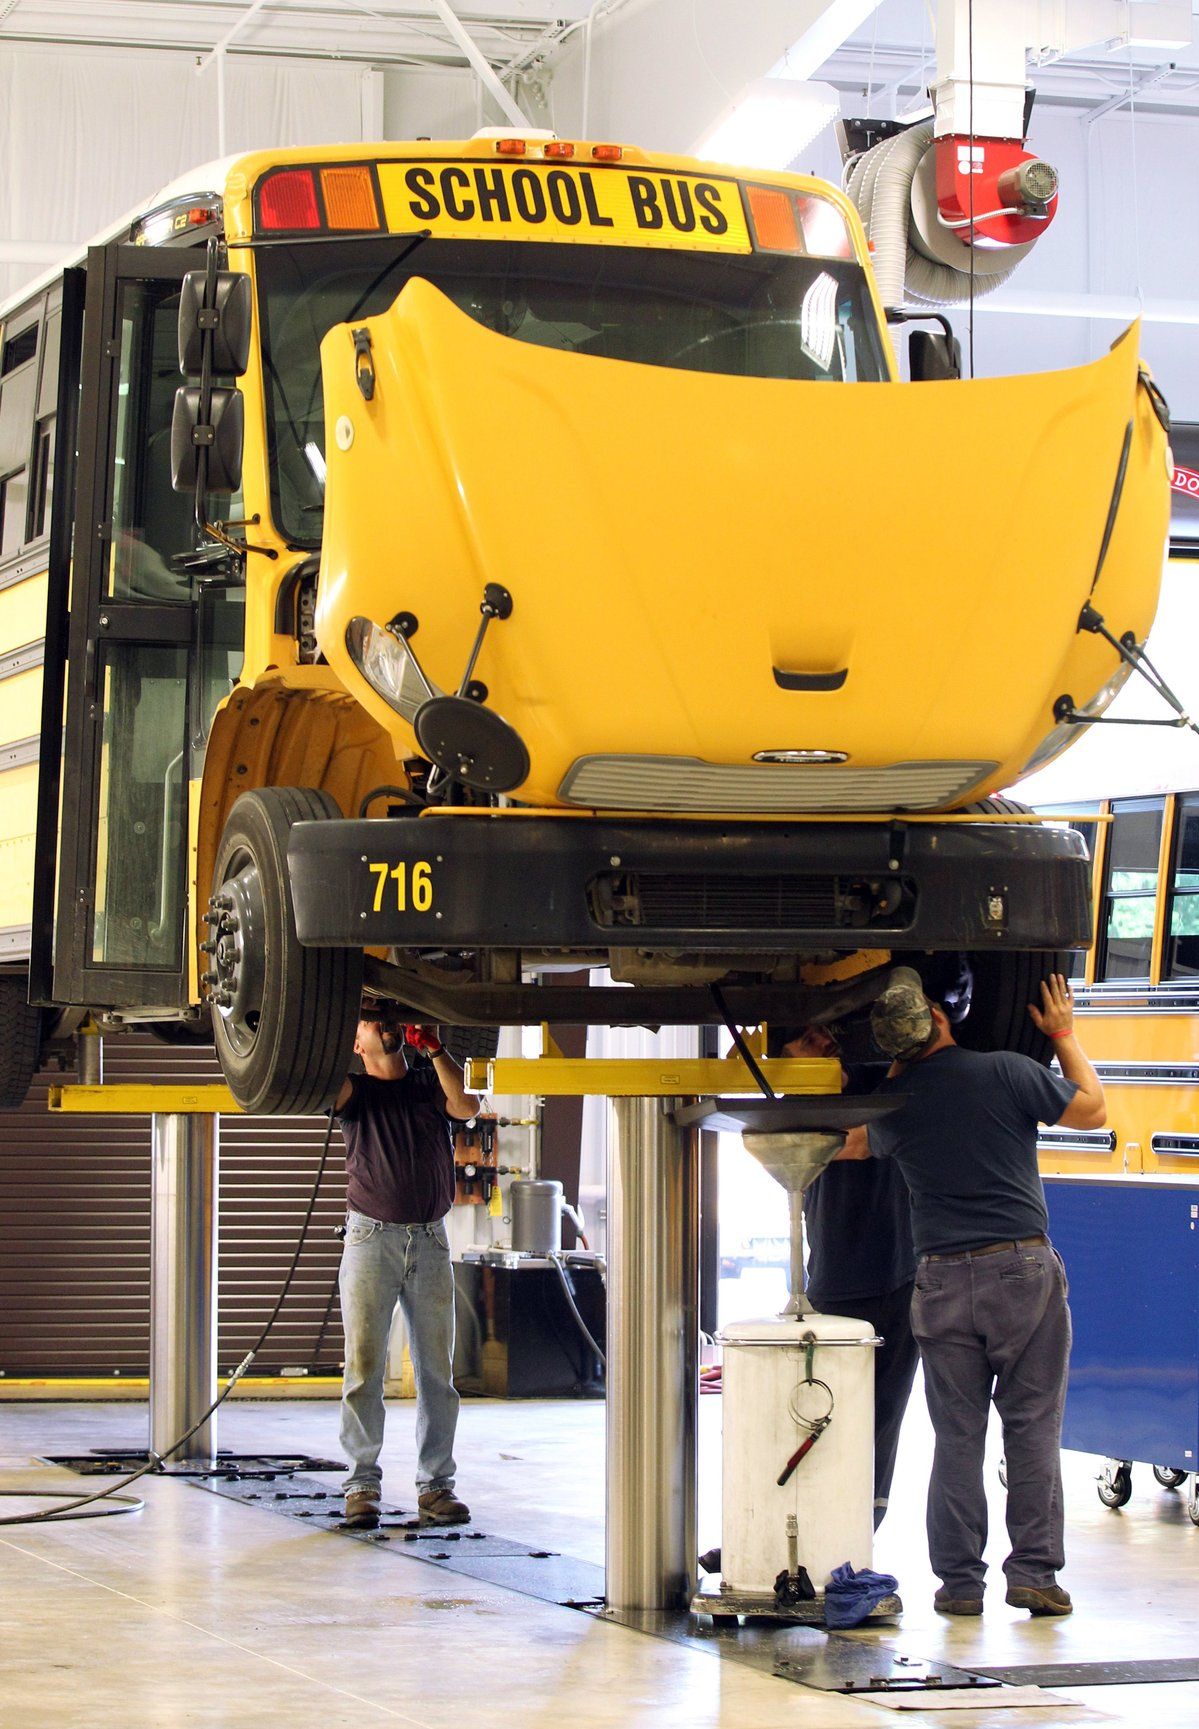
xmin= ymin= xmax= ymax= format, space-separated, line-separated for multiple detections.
xmin=178 ymin=271 xmax=252 ymax=376
xmin=910 ymin=329 xmax=962 ymax=381
xmin=170 ymin=386 xmax=245 ymax=493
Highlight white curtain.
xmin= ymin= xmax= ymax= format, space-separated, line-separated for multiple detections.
xmin=0 ymin=43 xmax=369 ymax=304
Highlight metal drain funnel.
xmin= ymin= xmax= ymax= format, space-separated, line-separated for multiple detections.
xmin=742 ymin=1130 xmax=846 ymax=1317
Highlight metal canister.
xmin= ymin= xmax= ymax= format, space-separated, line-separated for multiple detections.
xmin=510 ymin=1178 xmax=563 ymax=1255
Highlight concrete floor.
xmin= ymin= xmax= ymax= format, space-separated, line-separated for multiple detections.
xmin=2 ymin=1385 xmax=1198 ymax=1728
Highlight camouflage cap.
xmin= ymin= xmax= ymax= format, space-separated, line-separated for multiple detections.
xmin=870 ymin=966 xmax=934 ymax=1060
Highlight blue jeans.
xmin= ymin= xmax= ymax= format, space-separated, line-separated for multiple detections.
xmin=338 ymin=1211 xmax=460 ymax=1497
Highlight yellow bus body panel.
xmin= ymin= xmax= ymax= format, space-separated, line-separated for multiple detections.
xmin=0 ymin=762 xmax=37 ymax=938
xmin=314 ymin=281 xmax=1169 ymax=810
xmin=0 ymin=569 xmax=46 ymax=954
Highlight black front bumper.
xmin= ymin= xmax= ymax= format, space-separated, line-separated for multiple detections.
xmin=288 ymin=814 xmax=1090 ymax=952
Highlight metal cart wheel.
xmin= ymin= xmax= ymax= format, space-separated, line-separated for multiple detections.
xmin=1152 ymin=1465 xmax=1189 ymax=1489
xmin=1189 ymin=1480 xmax=1199 ymax=1528
xmin=1097 ymin=1460 xmax=1133 ymax=1509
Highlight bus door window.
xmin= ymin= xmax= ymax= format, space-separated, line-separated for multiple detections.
xmin=1165 ymin=795 xmax=1199 ymax=979
xmin=1098 ymin=797 xmax=1164 ymax=981
xmin=92 ymin=643 xmax=189 ymax=969
xmin=108 ymin=283 xmax=195 ymax=602
xmin=91 ymin=279 xmax=195 ymax=970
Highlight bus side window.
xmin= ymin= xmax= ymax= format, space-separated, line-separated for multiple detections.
xmin=0 ymin=310 xmax=40 ymax=564
xmin=1098 ymin=798 xmax=1164 ymax=981
xmin=1165 ymin=796 xmax=1199 ymax=979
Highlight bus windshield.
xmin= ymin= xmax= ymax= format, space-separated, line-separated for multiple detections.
xmin=255 ymin=236 xmax=887 ymax=545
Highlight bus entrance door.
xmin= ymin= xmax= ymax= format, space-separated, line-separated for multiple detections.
xmin=42 ymin=245 xmax=201 ymax=1014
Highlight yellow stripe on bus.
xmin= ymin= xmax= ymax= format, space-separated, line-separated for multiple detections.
xmin=377 ymin=161 xmax=752 ymax=253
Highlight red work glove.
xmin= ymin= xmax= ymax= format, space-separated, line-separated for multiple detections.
xmin=404 ymin=1024 xmax=444 ymax=1056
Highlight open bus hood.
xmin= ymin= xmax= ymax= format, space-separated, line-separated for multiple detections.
xmin=315 ymin=278 xmax=1170 ymax=811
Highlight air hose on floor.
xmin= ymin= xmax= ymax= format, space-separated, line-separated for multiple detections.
xmin=0 ymin=1109 xmax=338 ymax=1527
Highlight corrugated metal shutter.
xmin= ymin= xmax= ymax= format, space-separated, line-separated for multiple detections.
xmin=0 ymin=1035 xmax=347 ymax=1378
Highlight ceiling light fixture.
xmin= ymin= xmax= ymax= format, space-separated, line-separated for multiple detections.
xmin=692 ymin=79 xmax=841 ymax=171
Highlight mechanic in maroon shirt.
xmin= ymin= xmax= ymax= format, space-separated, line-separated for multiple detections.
xmin=335 ymin=1000 xmax=479 ymax=1530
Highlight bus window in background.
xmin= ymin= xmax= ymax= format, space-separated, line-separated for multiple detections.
xmin=1099 ymin=798 xmax=1164 ymax=981
xmin=1165 ymin=796 xmax=1199 ymax=979
xmin=1037 ymin=804 xmax=1101 ymax=979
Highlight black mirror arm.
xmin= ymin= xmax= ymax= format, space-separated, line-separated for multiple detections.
xmin=885 ymin=307 xmax=958 ymax=346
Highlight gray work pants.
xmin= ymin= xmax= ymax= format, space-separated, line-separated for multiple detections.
xmin=911 ymin=1241 xmax=1071 ymax=1599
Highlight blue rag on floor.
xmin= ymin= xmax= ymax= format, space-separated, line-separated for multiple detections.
xmin=824 ymin=1561 xmax=899 ymax=1628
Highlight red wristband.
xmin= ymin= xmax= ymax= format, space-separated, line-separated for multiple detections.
xmin=1049 ymin=1028 xmax=1073 ymax=1040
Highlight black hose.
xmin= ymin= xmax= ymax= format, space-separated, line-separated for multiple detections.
xmin=0 ymin=1109 xmax=338 ymax=1526
xmin=549 ymin=1253 xmax=606 ymax=1372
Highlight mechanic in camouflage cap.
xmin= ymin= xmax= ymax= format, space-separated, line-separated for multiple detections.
xmin=869 ymin=966 xmax=935 ymax=1062
xmin=836 ymin=965 xmax=1106 ymax=1620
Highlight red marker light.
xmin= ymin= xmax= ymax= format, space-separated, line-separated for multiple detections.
xmin=591 ymin=144 xmax=623 ymax=162
xmin=258 ymin=168 xmax=321 ymax=231
xmin=495 ymin=138 xmax=527 ymax=157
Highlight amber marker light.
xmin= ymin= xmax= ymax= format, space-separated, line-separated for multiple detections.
xmin=591 ymin=144 xmax=623 ymax=161
xmin=258 ymin=168 xmax=322 ymax=231
xmin=746 ymin=185 xmax=804 ymax=253
xmin=321 ymin=166 xmax=380 ymax=230
xmin=544 ymin=141 xmax=576 ymax=159
xmin=496 ymin=138 xmax=527 ymax=156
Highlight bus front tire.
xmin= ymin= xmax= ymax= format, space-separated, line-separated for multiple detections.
xmin=210 ymin=787 xmax=362 ymax=1116
xmin=0 ymin=973 xmax=43 ymax=1109
xmin=956 ymin=797 xmax=1072 ymax=1067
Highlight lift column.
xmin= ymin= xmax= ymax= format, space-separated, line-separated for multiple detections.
xmin=150 ymin=1111 xmax=219 ymax=1466
xmin=606 ymin=1096 xmax=698 ymax=1612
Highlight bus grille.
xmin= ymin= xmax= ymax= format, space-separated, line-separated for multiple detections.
xmin=559 ymin=756 xmax=996 ymax=813
xmin=589 ymin=872 xmax=915 ymax=932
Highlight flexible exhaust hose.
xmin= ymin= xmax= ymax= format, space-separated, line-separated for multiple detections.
xmin=845 ymin=123 xmax=1023 ymax=309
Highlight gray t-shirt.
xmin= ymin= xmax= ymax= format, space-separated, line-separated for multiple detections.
xmin=867 ymin=1045 xmax=1077 ymax=1256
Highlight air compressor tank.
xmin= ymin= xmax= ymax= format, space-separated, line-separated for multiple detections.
xmin=721 ymin=1313 xmax=877 ymax=1601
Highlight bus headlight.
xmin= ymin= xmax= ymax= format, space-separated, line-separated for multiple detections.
xmin=345 ymin=616 xmax=427 ymax=721
xmin=1019 ymin=661 xmax=1134 ymax=777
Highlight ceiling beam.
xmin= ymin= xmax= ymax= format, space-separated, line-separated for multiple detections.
xmin=426 ymin=0 xmax=530 ymax=123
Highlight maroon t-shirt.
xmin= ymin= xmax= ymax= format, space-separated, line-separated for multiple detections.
xmin=336 ymin=1063 xmax=455 ymax=1224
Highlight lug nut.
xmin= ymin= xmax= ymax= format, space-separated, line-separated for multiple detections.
xmin=200 ymin=940 xmax=217 ymax=954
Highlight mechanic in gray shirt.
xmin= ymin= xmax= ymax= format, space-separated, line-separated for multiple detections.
xmin=838 ymin=968 xmax=1105 ymax=1620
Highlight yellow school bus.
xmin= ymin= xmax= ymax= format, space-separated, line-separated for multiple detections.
xmin=0 ymin=133 xmax=1171 ymax=1113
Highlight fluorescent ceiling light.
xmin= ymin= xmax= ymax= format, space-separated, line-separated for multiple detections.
xmin=692 ymin=79 xmax=841 ymax=171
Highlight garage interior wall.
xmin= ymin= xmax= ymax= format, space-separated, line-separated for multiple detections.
xmin=0 ymin=43 xmax=371 ymax=302
xmin=0 ymin=1038 xmax=346 ymax=1379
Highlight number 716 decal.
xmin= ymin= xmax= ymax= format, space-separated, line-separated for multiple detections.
xmin=368 ymin=861 xmax=434 ymax=912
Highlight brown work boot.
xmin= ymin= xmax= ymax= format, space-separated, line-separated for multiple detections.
xmin=1006 ymin=1583 xmax=1073 ymax=1616
xmin=934 ymin=1590 xmax=984 ymax=1616
xmin=418 ymin=1486 xmax=470 ymax=1526
xmin=342 ymin=1489 xmax=381 ymax=1530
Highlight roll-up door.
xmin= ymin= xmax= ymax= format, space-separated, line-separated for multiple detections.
xmin=0 ymin=1035 xmax=346 ymax=1378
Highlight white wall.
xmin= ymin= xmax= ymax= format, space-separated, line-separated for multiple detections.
xmin=0 ymin=43 xmax=371 ymax=304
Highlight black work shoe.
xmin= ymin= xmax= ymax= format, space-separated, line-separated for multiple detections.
xmin=342 ymin=1490 xmax=381 ymax=1530
xmin=418 ymin=1486 xmax=470 ymax=1526
xmin=934 ymin=1591 xmax=984 ymax=1616
xmin=1006 ymin=1583 xmax=1073 ymax=1616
